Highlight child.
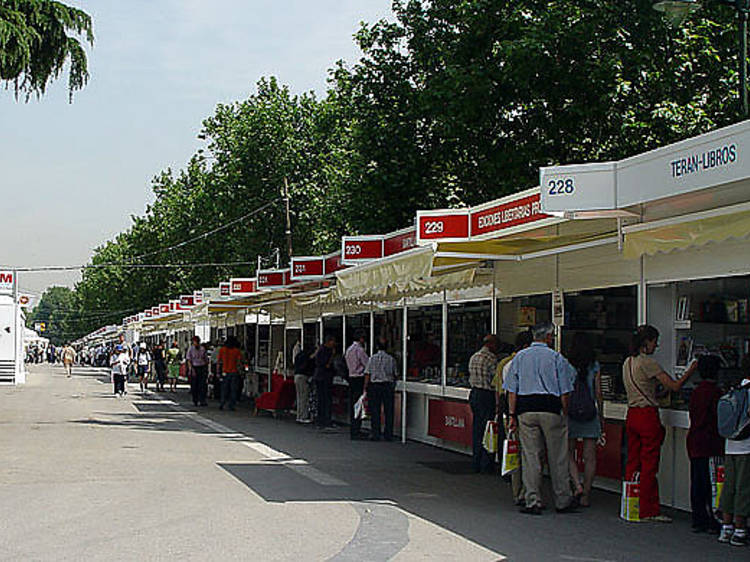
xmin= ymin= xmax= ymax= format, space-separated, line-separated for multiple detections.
xmin=686 ymin=355 xmax=723 ymax=533
xmin=718 ymin=376 xmax=750 ymax=547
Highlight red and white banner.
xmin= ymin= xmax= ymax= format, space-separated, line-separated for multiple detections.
xmin=219 ymin=282 xmax=231 ymax=298
xmin=341 ymin=227 xmax=418 ymax=265
xmin=257 ymin=268 xmax=290 ymax=289
xmin=151 ymin=307 xmax=159 ymax=316
xmin=180 ymin=295 xmax=195 ymax=308
xmin=417 ymin=188 xmax=555 ymax=244
xmin=290 ymin=256 xmax=325 ymax=280
xmin=160 ymin=304 xmax=170 ymax=314
xmin=230 ymin=278 xmax=257 ymax=296
xmin=427 ymin=398 xmax=473 ymax=446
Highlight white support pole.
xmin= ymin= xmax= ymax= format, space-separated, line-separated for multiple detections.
xmin=283 ymin=302 xmax=288 ymax=378
xmin=441 ymin=290 xmax=448 ymax=388
xmin=490 ymin=275 xmax=497 ymax=334
xmin=638 ymin=255 xmax=647 ymax=325
xmin=342 ymin=303 xmax=347 ymax=351
xmin=369 ymin=307 xmax=375 ymax=356
xmin=401 ymin=301 xmax=408 ymax=444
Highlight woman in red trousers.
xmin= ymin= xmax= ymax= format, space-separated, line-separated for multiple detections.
xmin=623 ymin=325 xmax=696 ymax=523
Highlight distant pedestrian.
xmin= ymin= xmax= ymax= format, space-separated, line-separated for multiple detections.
xmin=565 ymin=332 xmax=603 ymax=508
xmin=111 ymin=344 xmax=130 ymax=397
xmin=623 ymin=325 xmax=696 ymax=523
xmin=61 ymin=343 xmax=76 ymax=377
xmin=293 ymin=346 xmax=314 ymax=424
xmin=152 ymin=343 xmax=167 ymax=391
xmin=218 ymin=336 xmax=242 ymax=411
xmin=364 ymin=339 xmax=398 ymax=442
xmin=468 ymin=334 xmax=499 ymax=474
xmin=345 ymin=332 xmax=369 ymax=439
xmin=313 ymin=335 xmax=337 ymax=428
xmin=186 ymin=336 xmax=209 ymax=407
xmin=166 ymin=341 xmax=181 ymax=392
xmin=137 ymin=342 xmax=151 ymax=393
xmin=504 ymin=323 xmax=578 ymax=515
xmin=687 ymin=355 xmax=723 ymax=534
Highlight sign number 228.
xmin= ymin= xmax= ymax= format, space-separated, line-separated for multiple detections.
xmin=547 ymin=178 xmax=575 ymax=195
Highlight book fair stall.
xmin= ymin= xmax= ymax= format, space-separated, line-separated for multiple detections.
xmin=99 ymin=119 xmax=750 ymax=514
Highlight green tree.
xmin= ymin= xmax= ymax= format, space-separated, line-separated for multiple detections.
xmin=0 ymin=0 xmax=93 ymax=100
xmin=27 ymin=286 xmax=80 ymax=345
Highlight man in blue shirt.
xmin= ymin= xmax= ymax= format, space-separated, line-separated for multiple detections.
xmin=503 ymin=322 xmax=577 ymax=514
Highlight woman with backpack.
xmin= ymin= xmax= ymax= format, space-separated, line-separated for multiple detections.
xmin=623 ymin=325 xmax=697 ymax=523
xmin=566 ymin=332 xmax=603 ymax=507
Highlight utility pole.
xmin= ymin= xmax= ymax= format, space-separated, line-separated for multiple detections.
xmin=283 ymin=178 xmax=293 ymax=260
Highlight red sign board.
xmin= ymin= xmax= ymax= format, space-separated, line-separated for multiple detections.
xmin=257 ymin=269 xmax=290 ymax=288
xmin=180 ymin=295 xmax=195 ymax=307
xmin=193 ymin=291 xmax=203 ymax=304
xmin=417 ymin=212 xmax=470 ymax=242
xmin=219 ymin=282 xmax=231 ymax=297
xmin=428 ymin=398 xmax=472 ymax=446
xmin=384 ymin=228 xmax=417 ymax=257
xmin=145 ymin=310 xmax=153 ymax=318
xmin=324 ymin=252 xmax=345 ymax=275
xmin=290 ymin=257 xmax=324 ymax=279
xmin=342 ymin=237 xmax=383 ymax=263
xmin=230 ymin=278 xmax=257 ymax=296
xmin=470 ymin=193 xmax=549 ymax=237
xmin=151 ymin=307 xmax=159 ymax=315
xmin=160 ymin=304 xmax=170 ymax=314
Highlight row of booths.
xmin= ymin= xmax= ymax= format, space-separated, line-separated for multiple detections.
xmin=114 ymin=120 xmax=750 ymax=512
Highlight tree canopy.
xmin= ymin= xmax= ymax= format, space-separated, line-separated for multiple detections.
xmin=0 ymin=0 xmax=93 ymax=100
xmin=59 ymin=0 xmax=743 ymax=339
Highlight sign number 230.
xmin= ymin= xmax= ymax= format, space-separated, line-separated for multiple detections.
xmin=547 ymin=178 xmax=575 ymax=195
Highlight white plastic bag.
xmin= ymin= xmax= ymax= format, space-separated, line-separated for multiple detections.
xmin=354 ymin=393 xmax=366 ymax=420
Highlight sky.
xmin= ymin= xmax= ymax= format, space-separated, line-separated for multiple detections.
xmin=0 ymin=0 xmax=394 ymax=299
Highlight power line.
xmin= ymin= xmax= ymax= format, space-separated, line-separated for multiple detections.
xmin=13 ymin=260 xmax=257 ymax=272
xmin=126 ymin=198 xmax=280 ymax=262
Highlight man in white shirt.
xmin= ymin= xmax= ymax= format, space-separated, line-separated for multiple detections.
xmin=364 ymin=339 xmax=398 ymax=442
xmin=345 ymin=332 xmax=369 ymax=440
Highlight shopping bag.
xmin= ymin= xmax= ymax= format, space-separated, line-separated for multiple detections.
xmin=710 ymin=457 xmax=725 ymax=511
xmin=353 ymin=394 xmax=366 ymax=420
xmin=501 ymin=435 xmax=520 ymax=476
xmin=620 ymin=473 xmax=640 ymax=522
xmin=483 ymin=420 xmax=499 ymax=453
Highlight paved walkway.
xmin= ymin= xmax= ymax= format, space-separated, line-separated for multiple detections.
xmin=0 ymin=364 xmax=739 ymax=561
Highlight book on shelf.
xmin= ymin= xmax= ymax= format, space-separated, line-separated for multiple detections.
xmin=676 ymin=295 xmax=690 ymax=321
xmin=676 ymin=336 xmax=693 ymax=367
xmin=726 ymin=300 xmax=740 ymax=323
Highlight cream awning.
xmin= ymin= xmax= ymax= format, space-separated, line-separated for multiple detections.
xmin=624 ymin=205 xmax=750 ymax=259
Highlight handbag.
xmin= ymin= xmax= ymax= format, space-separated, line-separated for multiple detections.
xmin=353 ymin=393 xmax=367 ymax=420
xmin=483 ymin=420 xmax=499 ymax=453
xmin=501 ymin=433 xmax=520 ymax=476
xmin=620 ymin=472 xmax=640 ymax=522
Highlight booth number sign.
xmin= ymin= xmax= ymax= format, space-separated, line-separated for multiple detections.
xmin=546 ymin=178 xmax=575 ymax=196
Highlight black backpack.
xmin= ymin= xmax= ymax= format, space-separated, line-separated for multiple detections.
xmin=568 ymin=366 xmax=597 ymax=422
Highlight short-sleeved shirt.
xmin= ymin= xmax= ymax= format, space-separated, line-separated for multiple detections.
xmin=218 ymin=346 xmax=242 ymax=374
xmin=623 ymin=354 xmax=662 ymax=408
xmin=502 ymin=343 xmax=576 ymax=397
xmin=365 ymin=351 xmax=398 ymax=383
xmin=491 ymin=353 xmax=516 ymax=395
xmin=186 ymin=345 xmax=208 ymax=367
xmin=468 ymin=347 xmax=497 ymax=390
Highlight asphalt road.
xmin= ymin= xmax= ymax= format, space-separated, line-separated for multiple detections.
xmin=0 ymin=364 xmax=737 ymax=561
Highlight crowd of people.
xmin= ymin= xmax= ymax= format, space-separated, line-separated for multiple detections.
xmin=465 ymin=321 xmax=749 ymax=547
xmin=54 ymin=322 xmax=747 ymax=546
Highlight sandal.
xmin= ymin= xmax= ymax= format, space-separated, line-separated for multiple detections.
xmin=579 ymin=495 xmax=590 ymax=507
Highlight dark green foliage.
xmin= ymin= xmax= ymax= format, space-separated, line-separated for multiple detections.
xmin=62 ymin=1 xmax=745 ymax=338
xmin=0 ymin=0 xmax=93 ymax=101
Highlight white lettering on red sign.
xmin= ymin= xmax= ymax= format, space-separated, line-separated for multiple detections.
xmin=471 ymin=194 xmax=548 ymax=236
xmin=444 ymin=415 xmax=466 ymax=428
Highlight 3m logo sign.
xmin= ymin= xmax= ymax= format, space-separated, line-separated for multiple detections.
xmin=0 ymin=271 xmax=13 ymax=295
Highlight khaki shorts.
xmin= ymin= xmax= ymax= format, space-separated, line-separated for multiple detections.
xmin=720 ymin=453 xmax=750 ymax=517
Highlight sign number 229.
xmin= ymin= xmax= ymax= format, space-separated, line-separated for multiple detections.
xmin=547 ymin=178 xmax=575 ymax=195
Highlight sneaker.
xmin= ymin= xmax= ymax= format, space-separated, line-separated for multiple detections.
xmin=519 ymin=504 xmax=543 ymax=516
xmin=718 ymin=526 xmax=734 ymax=543
xmin=730 ymin=531 xmax=748 ymax=547
xmin=641 ymin=514 xmax=672 ymax=523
